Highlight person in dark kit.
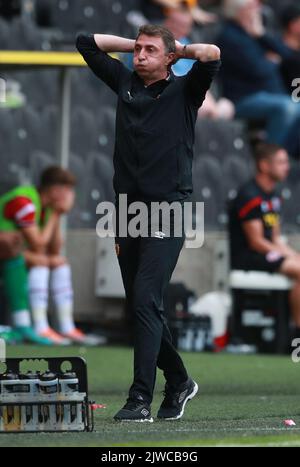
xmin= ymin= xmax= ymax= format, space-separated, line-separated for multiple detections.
xmin=280 ymin=3 xmax=300 ymax=93
xmin=229 ymin=142 xmax=300 ymax=341
xmin=77 ymin=25 xmax=220 ymax=422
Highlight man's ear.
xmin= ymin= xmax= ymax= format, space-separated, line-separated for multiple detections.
xmin=167 ymin=52 xmax=177 ymax=66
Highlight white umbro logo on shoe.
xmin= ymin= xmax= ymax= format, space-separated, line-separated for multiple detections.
xmin=141 ymin=409 xmax=149 ymax=417
xmin=178 ymin=389 xmax=188 ymax=404
xmin=154 ymin=231 xmax=166 ymax=239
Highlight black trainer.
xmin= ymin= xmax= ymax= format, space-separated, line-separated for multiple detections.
xmin=114 ymin=399 xmax=153 ymax=423
xmin=157 ymin=377 xmax=198 ymax=420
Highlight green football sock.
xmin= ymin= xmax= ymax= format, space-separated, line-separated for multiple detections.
xmin=2 ymin=255 xmax=30 ymax=317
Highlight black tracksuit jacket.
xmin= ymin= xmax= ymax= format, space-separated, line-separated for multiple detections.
xmin=76 ymin=34 xmax=221 ymax=203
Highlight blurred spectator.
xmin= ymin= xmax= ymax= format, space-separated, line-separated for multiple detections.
xmin=280 ymin=4 xmax=300 ymax=93
xmin=165 ymin=7 xmax=234 ymax=119
xmin=198 ymin=90 xmax=235 ymax=119
xmin=229 ymin=142 xmax=300 ymax=339
xmin=140 ymin=0 xmax=217 ymax=24
xmin=165 ymin=7 xmax=195 ymax=75
xmin=218 ymin=0 xmax=300 ymax=156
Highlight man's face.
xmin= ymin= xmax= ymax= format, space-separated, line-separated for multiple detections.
xmin=165 ymin=10 xmax=193 ymax=40
xmin=133 ymin=34 xmax=174 ymax=80
xmin=239 ymin=0 xmax=261 ymax=19
xmin=47 ymin=185 xmax=75 ymax=213
xmin=264 ymin=149 xmax=290 ymax=183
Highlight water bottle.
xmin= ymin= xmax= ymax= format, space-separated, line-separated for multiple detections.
xmin=0 ymin=372 xmax=4 ymax=431
xmin=0 ymin=404 xmax=3 ymax=432
xmin=0 ymin=371 xmax=22 ymax=431
xmin=179 ymin=326 xmax=194 ymax=351
xmin=19 ymin=372 xmax=40 ymax=431
xmin=39 ymin=371 xmax=58 ymax=431
xmin=58 ymin=372 xmax=83 ymax=430
xmin=194 ymin=329 xmax=205 ymax=352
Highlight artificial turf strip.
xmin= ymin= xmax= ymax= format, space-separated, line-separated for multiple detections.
xmin=0 ymin=346 xmax=300 ymax=447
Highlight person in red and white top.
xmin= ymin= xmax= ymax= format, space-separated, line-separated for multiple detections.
xmin=4 ymin=167 xmax=101 ymax=346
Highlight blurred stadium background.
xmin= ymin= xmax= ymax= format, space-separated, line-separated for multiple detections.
xmin=1 ymin=0 xmax=300 ymax=446
xmin=1 ymin=0 xmax=300 ymax=338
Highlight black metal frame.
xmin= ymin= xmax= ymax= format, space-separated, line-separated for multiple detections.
xmin=230 ymin=288 xmax=291 ymax=354
xmin=0 ymin=356 xmax=94 ymax=433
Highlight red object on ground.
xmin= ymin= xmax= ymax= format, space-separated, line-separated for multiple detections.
xmin=284 ymin=419 xmax=296 ymax=427
xmin=90 ymin=404 xmax=106 ymax=410
xmin=214 ymin=332 xmax=229 ymax=352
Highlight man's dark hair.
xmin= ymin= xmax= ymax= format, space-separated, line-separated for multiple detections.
xmin=39 ymin=166 xmax=76 ymax=190
xmin=254 ymin=142 xmax=284 ymax=168
xmin=136 ymin=25 xmax=176 ymax=54
xmin=280 ymin=4 xmax=300 ymax=30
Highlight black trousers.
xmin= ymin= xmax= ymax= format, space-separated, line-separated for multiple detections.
xmin=115 ymin=230 xmax=188 ymax=404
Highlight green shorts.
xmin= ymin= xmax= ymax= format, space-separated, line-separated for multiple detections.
xmin=1 ymin=255 xmax=29 ymax=313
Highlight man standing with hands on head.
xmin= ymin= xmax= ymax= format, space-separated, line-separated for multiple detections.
xmin=77 ymin=25 xmax=220 ymax=422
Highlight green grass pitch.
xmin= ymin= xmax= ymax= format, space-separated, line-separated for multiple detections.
xmin=1 ymin=345 xmax=300 ymax=447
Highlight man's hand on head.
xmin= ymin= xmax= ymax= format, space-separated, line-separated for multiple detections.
xmin=173 ymin=41 xmax=221 ymax=63
xmin=174 ymin=40 xmax=185 ymax=62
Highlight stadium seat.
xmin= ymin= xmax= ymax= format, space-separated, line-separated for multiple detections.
xmin=0 ymin=109 xmax=32 ymax=170
xmin=40 ymin=105 xmax=59 ymax=155
xmin=96 ymin=105 xmax=116 ymax=155
xmin=0 ymin=108 xmax=21 ymax=168
xmin=281 ymin=183 xmax=300 ymax=230
xmin=70 ymin=0 xmax=108 ymax=33
xmin=229 ymin=270 xmax=292 ymax=354
xmin=8 ymin=17 xmax=43 ymax=50
xmin=0 ymin=17 xmax=10 ymax=49
xmin=81 ymin=151 xmax=114 ymax=227
xmin=69 ymin=152 xmax=87 ymax=198
xmin=101 ymin=0 xmax=126 ymax=34
xmin=0 ymin=163 xmax=30 ymax=195
xmin=230 ymin=270 xmax=292 ymax=290
xmin=194 ymin=119 xmax=251 ymax=162
xmin=18 ymin=69 xmax=58 ymax=106
xmin=70 ymin=106 xmax=98 ymax=158
xmin=11 ymin=106 xmax=43 ymax=164
xmin=66 ymin=153 xmax=88 ymax=227
xmin=51 ymin=0 xmax=77 ymax=33
xmin=222 ymin=154 xmax=255 ymax=201
xmin=29 ymin=150 xmax=54 ymax=184
xmin=87 ymin=151 xmax=114 ymax=201
xmin=192 ymin=155 xmax=223 ymax=228
xmin=278 ymin=162 xmax=300 ymax=229
xmin=73 ymin=0 xmax=125 ymax=34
